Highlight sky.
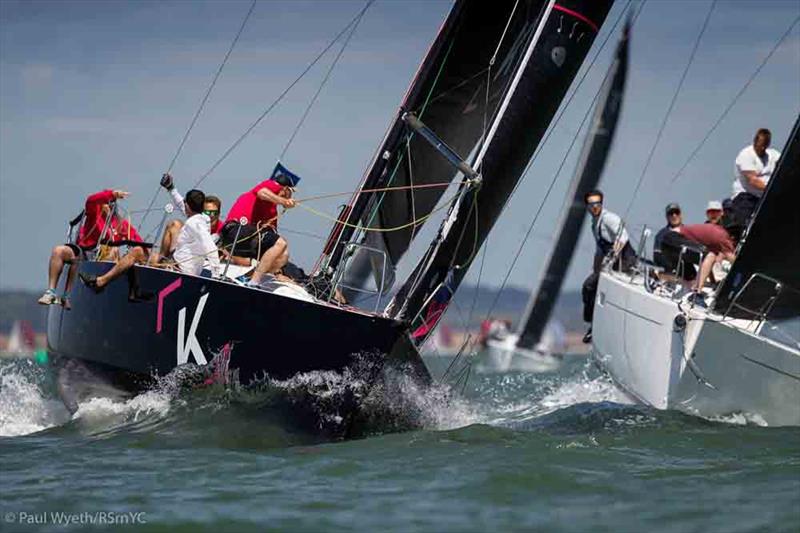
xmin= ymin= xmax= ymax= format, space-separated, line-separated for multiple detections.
xmin=1 ymin=0 xmax=798 ymax=296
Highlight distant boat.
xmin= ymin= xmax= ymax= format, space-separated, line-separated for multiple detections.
xmin=2 ymin=320 xmax=36 ymax=358
xmin=482 ymin=318 xmax=566 ymax=372
xmin=485 ymin=17 xmax=629 ymax=372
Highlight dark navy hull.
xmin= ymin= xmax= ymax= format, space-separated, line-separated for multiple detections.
xmin=47 ymin=261 xmax=430 ymax=412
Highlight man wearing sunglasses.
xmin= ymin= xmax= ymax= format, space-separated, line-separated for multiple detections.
xmin=652 ymin=203 xmax=698 ymax=282
xmin=581 ymin=189 xmax=636 ymax=343
xmin=156 ymin=174 xmax=224 ymax=263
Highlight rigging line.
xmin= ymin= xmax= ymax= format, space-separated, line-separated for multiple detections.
xmin=296 ymin=178 xmax=473 ymax=203
xmin=476 ymin=0 xmax=636 ymax=326
xmin=192 ymin=1 xmax=372 ymax=188
xmin=169 ymin=0 xmax=257 ymax=174
xmin=623 ymin=0 xmax=716 ymax=217
xmin=344 ymin=34 xmax=458 ymax=252
xmin=279 ymin=0 xmax=372 ymax=161
xmin=670 ymin=14 xmax=800 ymax=184
xmin=406 ymin=142 xmax=418 ymax=239
xmin=295 ymin=187 xmax=464 ymax=233
xmin=139 ymin=0 xmax=258 ymax=234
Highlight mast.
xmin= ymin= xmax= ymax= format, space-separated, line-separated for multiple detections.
xmin=713 ymin=113 xmax=800 ymax=319
xmin=386 ymin=0 xmax=615 ymax=344
xmin=516 ymin=19 xmax=629 ymax=351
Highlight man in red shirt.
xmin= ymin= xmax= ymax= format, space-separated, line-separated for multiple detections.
xmin=678 ymin=223 xmax=737 ymax=297
xmin=39 ymin=189 xmax=142 ymax=306
xmin=75 ymin=190 xmax=148 ymax=293
xmin=220 ymin=172 xmax=297 ymax=284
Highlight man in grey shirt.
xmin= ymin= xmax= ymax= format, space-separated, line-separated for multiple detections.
xmin=581 ymin=189 xmax=636 ymax=342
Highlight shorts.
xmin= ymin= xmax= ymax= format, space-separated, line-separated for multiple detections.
xmin=220 ymin=221 xmax=280 ymax=259
xmin=64 ymin=243 xmax=96 ymax=261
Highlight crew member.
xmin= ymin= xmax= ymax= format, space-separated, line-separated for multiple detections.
xmin=581 ymin=189 xmax=636 ymax=343
xmin=731 ymin=128 xmax=781 ymax=224
xmin=39 ymin=189 xmax=138 ymax=307
xmin=678 ymin=222 xmax=737 ymax=305
xmin=652 ymin=203 xmax=697 ymax=282
xmin=173 ymin=189 xmax=221 ymax=277
xmin=156 ymin=173 xmax=223 ymax=263
xmin=221 ymin=171 xmax=298 ymax=284
xmin=705 ymin=200 xmax=723 ymax=224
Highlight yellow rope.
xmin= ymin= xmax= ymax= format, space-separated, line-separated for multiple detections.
xmin=145 ymin=181 xmax=474 ymax=268
xmin=294 ymin=179 xmax=477 ymax=204
xmin=295 ymin=188 xmax=464 ymax=233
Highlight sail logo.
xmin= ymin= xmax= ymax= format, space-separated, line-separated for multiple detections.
xmin=177 ymin=294 xmax=209 ymax=366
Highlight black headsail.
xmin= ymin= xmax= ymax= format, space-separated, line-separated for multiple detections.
xmin=386 ymin=0 xmax=614 ymax=343
xmin=714 ymin=113 xmax=800 ymax=319
xmin=516 ymin=20 xmax=629 ymax=351
xmin=317 ymin=0 xmax=556 ymax=295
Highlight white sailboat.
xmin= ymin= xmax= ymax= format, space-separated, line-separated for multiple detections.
xmin=592 ymin=115 xmax=800 ymax=426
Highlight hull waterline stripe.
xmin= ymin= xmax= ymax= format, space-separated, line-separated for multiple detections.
xmin=156 ymin=278 xmax=183 ymax=333
xmin=553 ymin=4 xmax=599 ymax=33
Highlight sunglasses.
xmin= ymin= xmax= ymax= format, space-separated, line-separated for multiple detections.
xmin=203 ymin=209 xmax=219 ymax=216
xmin=586 ymin=201 xmax=602 ymax=208
xmin=667 ymin=210 xmax=681 ymax=216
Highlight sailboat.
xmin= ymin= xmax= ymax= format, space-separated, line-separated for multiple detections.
xmin=485 ymin=20 xmax=629 ymax=372
xmin=592 ymin=114 xmax=800 ymax=426
xmin=46 ymin=0 xmax=614 ymax=428
xmin=3 ymin=320 xmax=36 ymax=358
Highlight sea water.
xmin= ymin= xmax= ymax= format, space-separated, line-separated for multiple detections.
xmin=0 ymin=355 xmax=798 ymax=532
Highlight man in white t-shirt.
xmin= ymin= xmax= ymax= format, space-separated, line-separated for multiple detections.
xmin=731 ymin=128 xmax=781 ymax=224
xmin=173 ymin=189 xmax=221 ymax=277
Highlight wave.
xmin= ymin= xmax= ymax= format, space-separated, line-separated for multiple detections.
xmin=0 ymin=359 xmax=70 ymax=437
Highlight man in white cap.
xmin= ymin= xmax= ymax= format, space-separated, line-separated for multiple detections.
xmin=705 ymin=200 xmax=723 ymax=225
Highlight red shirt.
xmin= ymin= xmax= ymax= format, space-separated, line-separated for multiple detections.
xmin=77 ymin=190 xmax=143 ymax=249
xmin=680 ymin=224 xmax=734 ymax=255
xmin=225 ymin=179 xmax=283 ymax=229
xmin=210 ymin=219 xmax=223 ymax=235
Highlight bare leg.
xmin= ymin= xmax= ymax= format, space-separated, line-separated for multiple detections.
xmin=695 ymin=252 xmax=718 ymax=292
xmin=48 ymin=245 xmax=76 ymax=290
xmin=95 ymin=247 xmax=148 ymax=288
xmin=153 ymin=220 xmax=183 ymax=264
xmin=251 ymin=239 xmax=288 ymax=284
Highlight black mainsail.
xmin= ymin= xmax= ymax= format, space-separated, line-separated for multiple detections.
xmin=714 ymin=113 xmax=800 ymax=319
xmin=516 ymin=20 xmax=629 ymax=351
xmin=385 ymin=0 xmax=614 ymax=342
xmin=318 ymin=0 xmax=560 ymax=295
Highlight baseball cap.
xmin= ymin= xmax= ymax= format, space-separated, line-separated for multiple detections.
xmin=706 ymin=200 xmax=722 ymax=211
xmin=665 ymin=203 xmax=681 ymax=215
